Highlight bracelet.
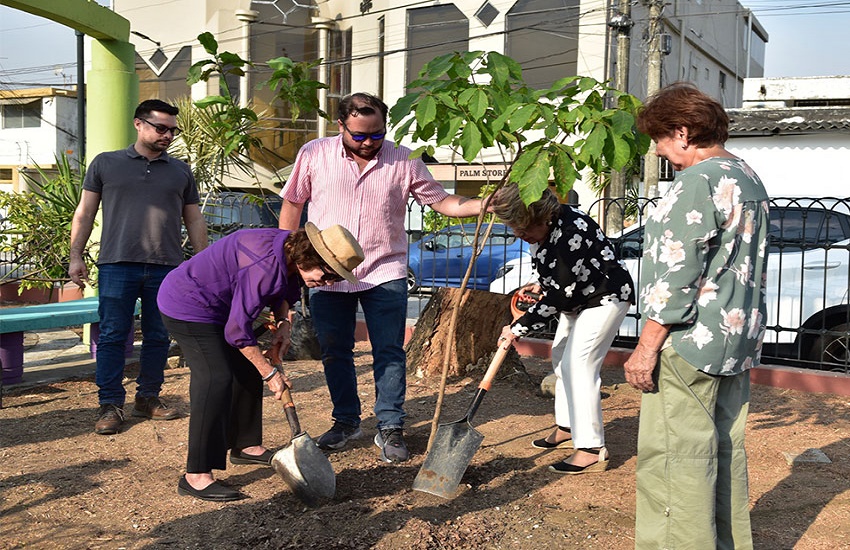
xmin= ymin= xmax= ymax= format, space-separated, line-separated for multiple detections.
xmin=262 ymin=366 xmax=278 ymax=382
xmin=276 ymin=318 xmax=291 ymax=329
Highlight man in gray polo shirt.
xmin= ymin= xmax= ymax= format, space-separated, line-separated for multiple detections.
xmin=69 ymin=99 xmax=208 ymax=435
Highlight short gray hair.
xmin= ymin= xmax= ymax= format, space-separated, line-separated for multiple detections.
xmin=490 ymin=184 xmax=560 ymax=230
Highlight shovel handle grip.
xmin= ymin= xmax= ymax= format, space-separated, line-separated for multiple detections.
xmin=281 ymin=384 xmax=303 ymax=438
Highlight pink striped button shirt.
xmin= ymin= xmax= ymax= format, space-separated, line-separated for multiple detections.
xmin=281 ymin=135 xmax=449 ymax=292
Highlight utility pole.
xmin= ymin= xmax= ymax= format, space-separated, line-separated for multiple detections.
xmin=643 ymin=0 xmax=664 ymax=198
xmin=606 ymin=1 xmax=634 ymax=233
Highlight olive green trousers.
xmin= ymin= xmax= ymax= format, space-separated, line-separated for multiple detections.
xmin=634 ymin=347 xmax=753 ymax=550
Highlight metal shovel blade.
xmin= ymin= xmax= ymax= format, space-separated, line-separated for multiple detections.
xmin=412 ymin=420 xmax=484 ymax=499
xmin=271 ymin=432 xmax=336 ymax=507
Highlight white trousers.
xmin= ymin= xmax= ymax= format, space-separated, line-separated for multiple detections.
xmin=550 ymin=301 xmax=629 ymax=448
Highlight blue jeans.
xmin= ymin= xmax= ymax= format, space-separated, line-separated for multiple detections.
xmin=96 ymin=262 xmax=174 ymax=406
xmin=310 ymin=279 xmax=408 ymax=429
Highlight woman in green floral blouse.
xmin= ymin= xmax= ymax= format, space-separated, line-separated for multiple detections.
xmin=625 ymin=82 xmax=769 ymax=550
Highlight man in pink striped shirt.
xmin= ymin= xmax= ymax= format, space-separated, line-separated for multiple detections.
xmin=279 ymin=93 xmax=481 ymax=463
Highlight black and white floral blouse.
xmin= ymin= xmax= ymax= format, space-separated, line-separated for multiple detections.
xmin=510 ymin=205 xmax=635 ymax=337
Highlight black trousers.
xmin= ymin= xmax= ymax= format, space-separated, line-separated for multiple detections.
xmin=161 ymin=314 xmax=263 ymax=473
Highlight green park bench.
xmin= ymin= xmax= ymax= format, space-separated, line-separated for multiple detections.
xmin=0 ymin=297 xmax=139 ymax=385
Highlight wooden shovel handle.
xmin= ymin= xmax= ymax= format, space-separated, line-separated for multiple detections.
xmin=478 ymin=341 xmax=511 ymax=392
xmin=277 ymin=368 xmax=302 ymax=438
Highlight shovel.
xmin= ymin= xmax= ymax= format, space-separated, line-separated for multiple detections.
xmin=412 ymin=340 xmax=512 ymax=499
xmin=413 ymin=289 xmax=541 ymax=499
xmin=270 ymin=377 xmax=336 ymax=507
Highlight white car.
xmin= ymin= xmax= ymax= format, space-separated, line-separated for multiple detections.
xmin=489 ymin=199 xmax=850 ymax=372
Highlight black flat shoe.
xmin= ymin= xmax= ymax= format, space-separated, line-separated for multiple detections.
xmin=177 ymin=475 xmax=244 ymax=502
xmin=531 ymin=426 xmax=573 ymax=449
xmin=549 ymin=447 xmax=609 ymax=475
xmin=230 ymin=448 xmax=274 ymax=466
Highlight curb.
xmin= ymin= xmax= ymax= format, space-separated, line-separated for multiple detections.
xmin=363 ymin=321 xmax=850 ymax=397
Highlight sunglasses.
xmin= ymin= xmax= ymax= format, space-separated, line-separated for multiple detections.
xmin=138 ymin=117 xmax=182 ymax=136
xmin=340 ymin=120 xmax=386 ymax=142
xmin=319 ymin=264 xmax=344 ymax=283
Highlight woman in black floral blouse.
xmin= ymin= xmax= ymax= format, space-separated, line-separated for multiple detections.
xmin=491 ymin=184 xmax=634 ymax=474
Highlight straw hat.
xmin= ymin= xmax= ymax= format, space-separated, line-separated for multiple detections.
xmin=305 ymin=222 xmax=365 ymax=284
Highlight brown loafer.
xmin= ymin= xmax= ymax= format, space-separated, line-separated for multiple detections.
xmin=132 ymin=396 xmax=179 ymax=420
xmin=95 ymin=404 xmax=125 ymax=435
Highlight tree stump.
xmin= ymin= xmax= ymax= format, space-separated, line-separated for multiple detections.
xmin=405 ymin=288 xmax=524 ymax=380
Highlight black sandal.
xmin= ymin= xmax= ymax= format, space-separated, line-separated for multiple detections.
xmin=531 ymin=426 xmax=574 ymax=449
xmin=548 ymin=447 xmax=609 ymax=475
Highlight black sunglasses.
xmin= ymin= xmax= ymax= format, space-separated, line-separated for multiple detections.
xmin=319 ymin=264 xmax=344 ymax=283
xmin=340 ymin=120 xmax=385 ymax=142
xmin=138 ymin=117 xmax=182 ymax=136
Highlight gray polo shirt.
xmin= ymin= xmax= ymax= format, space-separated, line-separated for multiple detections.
xmin=84 ymin=145 xmax=200 ymax=266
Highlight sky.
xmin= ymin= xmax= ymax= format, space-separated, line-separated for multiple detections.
xmin=1 ymin=0 xmax=850 ymax=89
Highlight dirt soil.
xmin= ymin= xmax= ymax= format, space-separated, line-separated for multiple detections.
xmin=2 ymin=341 xmax=849 ymax=550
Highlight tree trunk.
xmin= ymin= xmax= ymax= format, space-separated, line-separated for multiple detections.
xmin=406 ymin=288 xmax=522 ymax=379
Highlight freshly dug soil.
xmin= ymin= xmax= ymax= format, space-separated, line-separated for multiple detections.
xmin=1 ymin=342 xmax=849 ymax=549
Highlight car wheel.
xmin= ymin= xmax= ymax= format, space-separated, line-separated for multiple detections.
xmin=407 ymin=269 xmax=420 ymax=294
xmin=807 ymin=322 xmax=850 ymax=373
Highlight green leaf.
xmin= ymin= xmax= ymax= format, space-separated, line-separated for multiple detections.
xmin=415 ymin=95 xmax=438 ymax=128
xmin=198 ymin=32 xmax=218 ymax=55
xmin=486 ymin=51 xmax=510 ymax=86
xmin=584 ymin=124 xmax=606 ymax=158
xmin=468 ymin=89 xmax=488 ymax=120
xmin=194 ymin=96 xmax=229 ymax=108
xmin=552 ymin=147 xmax=577 ymax=190
xmin=436 ymin=117 xmax=463 ymax=146
xmin=423 ymin=53 xmax=454 ymax=79
xmin=508 ymin=104 xmax=537 ymax=132
xmin=267 ymin=56 xmax=295 ymax=71
xmin=608 ymin=133 xmax=632 ymax=171
xmin=389 ymin=92 xmax=420 ymax=125
xmin=409 ymin=145 xmax=429 ymax=159
xmin=219 ymin=51 xmax=247 ymax=67
xmin=392 ymin=117 xmax=416 ymax=142
xmin=459 ymin=123 xmax=483 ymax=162
xmin=609 ymin=110 xmax=634 ymax=136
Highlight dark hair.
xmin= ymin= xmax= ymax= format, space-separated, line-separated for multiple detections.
xmin=284 ymin=229 xmax=325 ymax=270
xmin=637 ymin=82 xmax=728 ymax=147
xmin=135 ymin=99 xmax=179 ymax=119
xmin=337 ymin=93 xmax=388 ymax=124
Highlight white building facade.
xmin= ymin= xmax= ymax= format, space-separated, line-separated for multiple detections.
xmin=0 ymin=88 xmax=79 ymax=193
xmin=114 ymin=0 xmax=767 ymax=198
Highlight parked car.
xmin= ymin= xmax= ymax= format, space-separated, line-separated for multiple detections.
xmin=489 ymin=199 xmax=850 ymax=372
xmin=407 ymin=223 xmax=531 ymax=292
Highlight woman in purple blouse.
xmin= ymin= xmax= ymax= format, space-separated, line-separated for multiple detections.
xmin=158 ymin=223 xmax=363 ymax=502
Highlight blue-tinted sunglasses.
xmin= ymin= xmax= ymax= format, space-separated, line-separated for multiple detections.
xmin=340 ymin=120 xmax=386 ymax=142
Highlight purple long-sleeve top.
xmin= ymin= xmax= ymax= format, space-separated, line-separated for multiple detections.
xmin=157 ymin=229 xmax=302 ymax=349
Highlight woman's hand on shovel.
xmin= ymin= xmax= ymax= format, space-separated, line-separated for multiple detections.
xmin=498 ymin=325 xmax=517 ymax=349
xmin=265 ymin=366 xmax=293 ymax=401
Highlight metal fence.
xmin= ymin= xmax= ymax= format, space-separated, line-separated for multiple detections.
xmin=404 ymin=196 xmax=850 ymax=374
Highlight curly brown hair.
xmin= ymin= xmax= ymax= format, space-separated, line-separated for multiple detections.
xmin=637 ymin=81 xmax=728 ymax=147
xmin=284 ymin=229 xmax=325 ymax=270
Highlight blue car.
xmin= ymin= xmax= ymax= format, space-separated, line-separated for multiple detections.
xmin=407 ymin=223 xmax=531 ymax=292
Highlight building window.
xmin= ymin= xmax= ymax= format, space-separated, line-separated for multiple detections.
xmin=136 ymin=46 xmax=192 ymax=103
xmin=407 ymin=4 xmax=469 ymax=86
xmin=2 ymin=100 xmax=41 ymax=129
xmin=475 ymin=1 xmax=499 ymax=27
xmin=377 ymin=16 xmax=385 ymax=97
xmin=327 ymin=28 xmax=353 ymax=123
xmin=719 ymin=71 xmax=727 ymax=89
xmin=506 ymin=0 xmax=580 ymax=89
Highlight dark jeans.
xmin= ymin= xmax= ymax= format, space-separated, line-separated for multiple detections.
xmin=161 ymin=314 xmax=263 ymax=473
xmin=309 ymin=279 xmax=408 ymax=429
xmin=95 ymin=262 xmax=174 ymax=406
